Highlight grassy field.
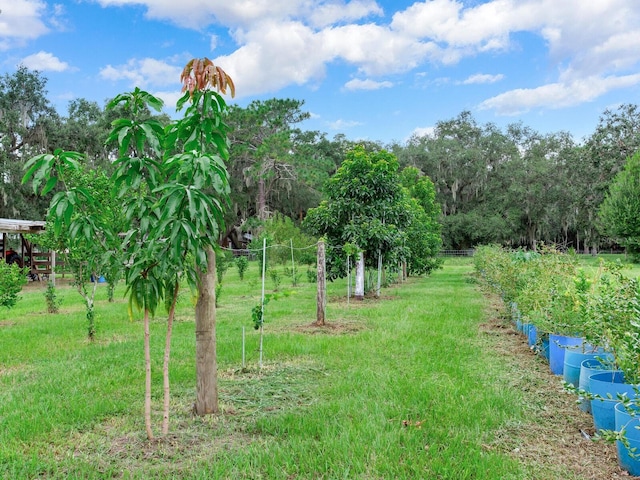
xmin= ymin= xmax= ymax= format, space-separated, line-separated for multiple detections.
xmin=0 ymin=256 xmax=631 ymax=479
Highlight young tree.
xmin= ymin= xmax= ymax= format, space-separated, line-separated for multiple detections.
xmin=33 ymin=166 xmax=126 ymax=339
xmin=23 ymin=58 xmax=235 ymax=438
xmin=583 ymin=104 xmax=640 ymax=253
xmin=598 ymin=151 xmax=640 ymax=261
xmin=0 ymin=262 xmax=27 ymax=308
xmin=399 ymin=167 xmax=443 ymax=275
xmin=303 ymin=146 xmax=440 ymax=288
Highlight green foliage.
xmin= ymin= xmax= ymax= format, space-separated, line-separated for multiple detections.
xmin=0 ymin=262 xmax=27 ymax=308
xmin=0 ymin=262 xmax=582 ymax=479
xmin=284 ymin=266 xmax=301 ymax=287
xmin=215 ymin=283 xmax=223 ymax=308
xmin=599 ymin=151 xmax=640 ymax=262
xmin=269 ymin=268 xmax=282 ymax=291
xmin=476 ymin=243 xmax=640 ymax=384
xmin=0 ymin=67 xmax=57 ymax=220
xmin=23 ymin=83 xmax=232 ymax=324
xmin=304 ymin=146 xmax=441 ymax=280
xmin=250 ymin=213 xmax=317 ymax=265
xmin=251 ymin=302 xmax=264 ymax=330
xmin=216 ymin=250 xmax=230 ymax=283
xmin=225 ymin=99 xmax=334 ymax=226
xmin=44 ymin=281 xmax=61 ymax=314
xmin=306 ymin=267 xmax=317 ymax=283
xmin=474 ymin=244 xmax=585 ymax=336
xmin=585 ymin=265 xmax=640 ymax=383
xmin=250 ymin=291 xmax=290 ymax=330
xmin=235 ymin=255 xmax=249 ymax=280
xmin=303 ymin=146 xmax=404 ymax=278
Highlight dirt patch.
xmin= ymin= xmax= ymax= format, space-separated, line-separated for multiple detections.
xmin=480 ymin=299 xmax=637 ymax=479
xmin=328 ymin=293 xmax=397 ymax=305
xmin=294 ymin=320 xmax=366 ymax=335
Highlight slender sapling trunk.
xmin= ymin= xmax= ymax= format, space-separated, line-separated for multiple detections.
xmin=144 ymin=308 xmax=154 ymax=440
xmin=162 ymin=282 xmax=180 ymax=435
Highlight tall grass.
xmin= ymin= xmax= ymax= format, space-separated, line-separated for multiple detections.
xmin=0 ymin=259 xmax=610 ymax=478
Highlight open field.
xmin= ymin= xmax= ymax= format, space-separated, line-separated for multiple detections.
xmin=0 ymin=257 xmax=636 ymax=479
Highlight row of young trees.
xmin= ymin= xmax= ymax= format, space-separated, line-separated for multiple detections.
xmin=302 ymin=146 xmax=442 ymax=282
xmin=2 ymin=66 xmax=638 ymax=253
xmin=11 ymin=60 xmax=442 ymax=444
xmin=22 ymin=59 xmax=236 ymax=440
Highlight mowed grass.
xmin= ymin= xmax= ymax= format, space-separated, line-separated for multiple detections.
xmin=0 ymin=257 xmax=616 ymax=479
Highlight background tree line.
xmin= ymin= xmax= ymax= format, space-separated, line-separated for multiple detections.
xmin=2 ymin=67 xmax=638 ymax=253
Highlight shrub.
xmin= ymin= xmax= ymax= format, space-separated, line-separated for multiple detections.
xmin=216 ymin=250 xmax=230 ymax=283
xmin=235 ymin=255 xmax=249 ymax=280
xmin=0 ymin=262 xmax=27 ymax=308
xmin=269 ymin=269 xmax=282 ymax=291
xmin=44 ymin=281 xmax=61 ymax=313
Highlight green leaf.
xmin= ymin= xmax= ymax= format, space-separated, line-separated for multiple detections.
xmin=176 ymin=91 xmax=191 ymax=111
xmin=40 ymin=176 xmax=58 ymax=196
xmin=22 ymin=153 xmax=53 ymax=188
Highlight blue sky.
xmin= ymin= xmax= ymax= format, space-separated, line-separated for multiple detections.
xmin=2 ymin=0 xmax=640 ymax=145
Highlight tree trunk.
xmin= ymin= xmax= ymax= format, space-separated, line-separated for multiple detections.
xmin=315 ymin=239 xmax=326 ymax=326
xmin=144 ymin=308 xmax=154 ymax=440
xmin=355 ymin=252 xmax=365 ymax=301
xmin=194 ymin=247 xmax=218 ymax=415
xmin=376 ymin=251 xmax=382 ymax=298
xmin=162 ymin=282 xmax=180 ymax=435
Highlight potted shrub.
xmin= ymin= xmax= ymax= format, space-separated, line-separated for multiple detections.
xmin=582 ymin=265 xmax=640 ymax=432
xmin=514 ymin=247 xmax=587 ymax=373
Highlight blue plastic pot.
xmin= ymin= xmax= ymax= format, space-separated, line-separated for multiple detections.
xmin=563 ymin=347 xmax=612 ymax=388
xmin=615 ymin=402 xmax=640 ymax=476
xmin=590 ymin=371 xmax=639 ymax=431
xmin=578 ymin=358 xmax=619 ymax=414
xmin=536 ymin=336 xmax=550 ymax=361
xmin=510 ymin=302 xmax=520 ymax=325
xmin=549 ymin=334 xmax=583 ymax=375
xmin=527 ymin=325 xmax=537 ymax=347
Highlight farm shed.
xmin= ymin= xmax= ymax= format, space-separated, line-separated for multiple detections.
xmin=0 ymin=218 xmax=58 ymax=279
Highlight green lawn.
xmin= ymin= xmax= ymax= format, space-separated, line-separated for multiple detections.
xmin=0 ymin=257 xmax=624 ymax=479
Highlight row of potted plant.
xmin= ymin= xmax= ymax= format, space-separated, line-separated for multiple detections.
xmin=473 ymin=245 xmax=640 ymax=475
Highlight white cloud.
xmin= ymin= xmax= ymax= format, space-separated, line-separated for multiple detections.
xmin=94 ymin=0 xmax=384 ymax=30
xmin=94 ymin=0 xmax=304 ymax=29
xmin=318 ymin=23 xmax=442 ymax=75
xmin=410 ymin=126 xmax=435 ymax=139
xmin=479 ymin=74 xmax=640 ymax=115
xmin=389 ymin=0 xmax=640 ymax=76
xmin=460 ymin=73 xmax=504 ymax=85
xmin=215 ymin=20 xmax=328 ymax=97
xmin=0 ymin=0 xmax=49 ymax=49
xmin=7 ymin=0 xmax=639 ymax=118
xmin=20 ymin=51 xmax=69 ymax=71
xmin=344 ymin=78 xmax=393 ymax=91
xmin=327 ymin=118 xmax=362 ymax=131
xmin=99 ymin=58 xmax=183 ymax=88
xmin=308 ymin=0 xmax=383 ymax=28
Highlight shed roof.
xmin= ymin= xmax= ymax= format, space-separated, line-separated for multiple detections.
xmin=0 ymin=218 xmax=46 ymax=234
